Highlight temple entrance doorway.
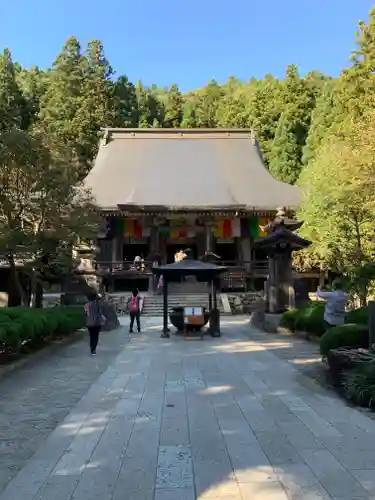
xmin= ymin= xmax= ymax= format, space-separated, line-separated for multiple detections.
xmin=166 ymin=243 xmax=197 ymax=263
xmin=123 ymin=243 xmax=149 ymax=262
xmin=215 ymin=240 xmax=237 ymax=263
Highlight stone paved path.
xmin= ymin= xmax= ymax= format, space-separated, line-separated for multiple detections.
xmin=2 ymin=317 xmax=375 ymax=499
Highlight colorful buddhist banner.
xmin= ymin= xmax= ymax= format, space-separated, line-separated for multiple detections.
xmin=124 ymin=218 xmax=134 ymax=237
xmin=170 ymin=229 xmax=188 ymax=240
xmin=107 ymin=217 xmax=124 ymax=236
xmin=214 ymin=219 xmax=242 ymax=239
xmin=124 ymin=218 xmax=143 ymax=238
xmin=242 ymin=216 xmax=269 ymax=238
xmin=214 ymin=221 xmax=224 ymax=239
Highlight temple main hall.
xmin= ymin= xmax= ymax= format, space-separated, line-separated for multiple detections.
xmin=84 ymin=128 xmax=313 ymax=292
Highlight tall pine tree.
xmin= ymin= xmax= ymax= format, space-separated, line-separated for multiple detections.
xmin=163 ymin=84 xmax=183 ymax=128
xmin=269 ymin=65 xmax=315 ymax=183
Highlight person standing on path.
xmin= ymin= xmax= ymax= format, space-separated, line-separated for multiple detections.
xmin=84 ymin=292 xmax=105 ymax=355
xmin=316 ymin=277 xmax=348 ymax=329
xmin=128 ymin=289 xmax=142 ymax=333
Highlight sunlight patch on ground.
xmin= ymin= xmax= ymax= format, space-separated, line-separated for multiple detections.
xmin=290 ymin=357 xmax=321 ymax=365
xmin=200 ymin=385 xmax=233 ymax=395
xmin=197 ymin=467 xmax=279 ymax=499
xmin=212 ymin=342 xmax=266 ymax=352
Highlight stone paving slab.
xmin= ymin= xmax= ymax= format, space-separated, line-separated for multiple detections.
xmin=0 ymin=325 xmax=130 ymax=495
xmin=1 ymin=316 xmax=375 ymax=499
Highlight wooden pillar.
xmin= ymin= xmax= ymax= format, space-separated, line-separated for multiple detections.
xmin=209 ymin=278 xmax=221 ymax=337
xmin=150 ymin=225 xmax=159 ymax=257
xmin=111 ymin=236 xmax=117 ymax=272
xmin=205 ymin=224 xmax=213 ymax=252
xmin=161 ymin=278 xmax=170 ymax=338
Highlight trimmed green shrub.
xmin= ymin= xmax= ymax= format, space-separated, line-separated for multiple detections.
xmin=0 ymin=306 xmax=85 ymax=355
xmin=342 ymin=363 xmax=375 ymax=407
xmin=320 ymin=323 xmax=368 ymax=356
xmin=346 ymin=307 xmax=368 ymax=325
xmin=279 ymin=308 xmax=300 ymax=330
xmin=281 ymin=303 xmax=370 ymax=338
xmin=280 ymin=302 xmax=325 ymax=336
xmin=295 ymin=302 xmax=325 ymax=336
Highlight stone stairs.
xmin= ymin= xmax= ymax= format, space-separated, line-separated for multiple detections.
xmin=141 ymin=293 xmax=225 ymax=316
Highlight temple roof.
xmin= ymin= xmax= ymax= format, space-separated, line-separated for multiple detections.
xmin=85 ymin=128 xmax=302 ymax=211
xmin=253 ymin=227 xmax=311 ymax=250
xmin=152 ymin=258 xmax=227 ymax=281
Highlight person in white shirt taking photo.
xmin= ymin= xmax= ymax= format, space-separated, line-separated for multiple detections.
xmin=316 ymin=278 xmax=348 ymax=330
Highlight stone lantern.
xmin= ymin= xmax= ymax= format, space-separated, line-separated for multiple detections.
xmin=253 ymin=207 xmax=311 ymax=313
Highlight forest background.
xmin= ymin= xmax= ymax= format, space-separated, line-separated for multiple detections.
xmin=1 ymin=7 xmax=375 ymax=304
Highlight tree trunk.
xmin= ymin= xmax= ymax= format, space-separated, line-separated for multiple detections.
xmin=30 ymin=271 xmax=43 ymax=308
xmin=359 ymin=284 xmax=368 ymax=308
xmin=7 ymin=255 xmax=24 ymax=307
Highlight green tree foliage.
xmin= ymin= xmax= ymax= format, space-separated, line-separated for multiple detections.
xmin=0 ymin=49 xmax=29 ymax=131
xmin=194 ymin=79 xmax=223 ymax=128
xmin=163 ymin=84 xmax=183 ymax=128
xmin=302 ymin=79 xmax=338 ymax=165
xmin=0 ymin=47 xmax=99 ymax=306
xmin=268 ymin=65 xmax=316 ymax=183
xmin=1 ymin=6 xmax=375 ymax=304
xmin=112 ymin=75 xmax=138 ymax=128
xmin=298 ymin=110 xmax=375 ymax=303
xmin=135 ymin=80 xmax=163 ymax=128
xmin=246 ymin=75 xmax=282 ymax=162
xmin=38 ymin=37 xmax=114 ymax=175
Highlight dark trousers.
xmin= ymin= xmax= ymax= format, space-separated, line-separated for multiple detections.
xmin=129 ymin=312 xmax=141 ymax=332
xmin=324 ymin=321 xmax=336 ymax=330
xmin=88 ymin=325 xmax=101 ymax=352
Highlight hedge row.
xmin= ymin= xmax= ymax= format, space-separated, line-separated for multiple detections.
xmin=320 ymin=324 xmax=369 ymax=356
xmin=280 ymin=302 xmax=370 ymax=357
xmin=280 ymin=302 xmax=326 ymax=337
xmin=0 ymin=306 xmax=86 ymax=356
xmin=281 ymin=303 xmax=369 ymax=336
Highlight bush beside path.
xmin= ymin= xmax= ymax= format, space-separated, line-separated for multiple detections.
xmin=280 ymin=301 xmax=375 ymax=410
xmin=0 ymin=306 xmax=86 ymax=365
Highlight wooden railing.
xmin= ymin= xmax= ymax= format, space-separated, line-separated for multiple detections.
xmin=95 ymin=260 xmax=269 ymax=275
xmin=96 ymin=260 xmax=152 ymax=274
xmin=215 ymin=260 xmax=268 ymax=271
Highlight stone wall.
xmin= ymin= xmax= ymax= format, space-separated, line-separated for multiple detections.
xmin=227 ymin=292 xmax=264 ymax=314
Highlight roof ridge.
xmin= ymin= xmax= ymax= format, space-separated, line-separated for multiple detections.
xmin=101 ymin=127 xmax=254 ymax=133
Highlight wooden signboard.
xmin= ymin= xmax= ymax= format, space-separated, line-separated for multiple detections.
xmin=183 ymin=307 xmax=205 ymax=340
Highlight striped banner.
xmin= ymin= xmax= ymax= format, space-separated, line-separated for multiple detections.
xmin=215 ymin=220 xmax=233 ymax=239
xmin=214 ymin=219 xmax=242 ymax=239
xmin=124 ymin=218 xmax=143 ymax=238
xmin=241 ymin=217 xmax=269 ymax=238
xmin=214 ymin=221 xmax=224 ymax=239
xmin=124 ymin=219 xmax=135 ymax=237
xmin=170 ymin=229 xmax=188 ymax=240
xmin=112 ymin=217 xmax=124 ymax=234
xmin=160 ymin=227 xmax=196 ymax=239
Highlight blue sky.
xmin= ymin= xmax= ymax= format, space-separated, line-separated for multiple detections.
xmin=1 ymin=0 xmax=374 ymax=91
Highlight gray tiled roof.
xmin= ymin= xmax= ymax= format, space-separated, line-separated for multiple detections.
xmin=84 ymin=129 xmax=302 ymax=211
